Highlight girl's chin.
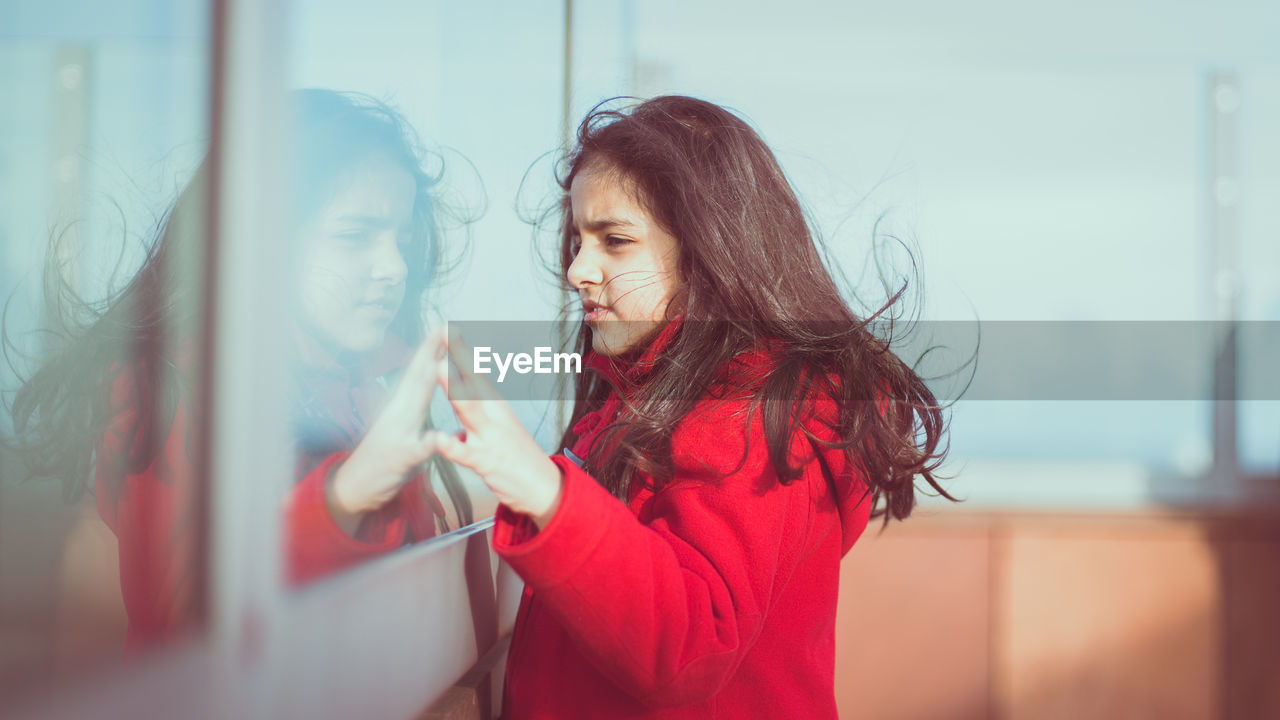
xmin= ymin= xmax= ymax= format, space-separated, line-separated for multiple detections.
xmin=350 ymin=326 xmax=391 ymax=352
xmin=313 ymin=325 xmax=390 ymax=357
xmin=590 ymin=341 xmax=623 ymax=357
xmin=589 ymin=318 xmax=666 ymax=357
xmin=590 ymin=330 xmax=639 ymax=357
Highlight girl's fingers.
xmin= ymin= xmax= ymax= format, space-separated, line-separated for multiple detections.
xmin=443 ymin=330 xmax=481 ymax=388
xmin=436 ymin=347 xmax=450 ymax=391
xmin=405 ymin=327 xmax=443 ymax=384
xmin=443 ymin=326 xmax=469 ymax=376
xmin=438 ymin=353 xmax=483 ymax=430
xmin=444 ymin=331 xmax=501 ymax=400
xmin=472 ymin=361 xmax=504 ymax=402
xmin=438 ymin=329 xmax=520 ymax=443
xmin=443 ymin=332 xmax=506 ymax=404
xmin=418 ymin=428 xmax=442 ymax=459
xmin=435 ymin=431 xmax=476 ymax=470
xmin=440 ymin=336 xmax=501 ymax=425
xmin=394 ymin=327 xmax=447 ymax=413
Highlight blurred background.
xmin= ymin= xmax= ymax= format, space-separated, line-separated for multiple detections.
xmin=1 ymin=0 xmax=1277 ymax=718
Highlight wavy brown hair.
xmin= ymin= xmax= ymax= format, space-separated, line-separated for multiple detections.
xmin=554 ymin=95 xmax=955 ymax=522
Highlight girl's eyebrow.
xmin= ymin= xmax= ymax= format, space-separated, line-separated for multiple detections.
xmin=579 ymin=216 xmax=637 ymax=233
xmin=334 ymin=213 xmax=395 ymax=228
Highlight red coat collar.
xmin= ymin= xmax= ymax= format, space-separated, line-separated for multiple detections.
xmin=571 ymin=317 xmax=777 ymax=446
xmin=582 ymin=315 xmax=685 ymax=392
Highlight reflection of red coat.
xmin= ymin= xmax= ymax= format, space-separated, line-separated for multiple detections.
xmin=95 ymin=331 xmax=444 ymax=651
xmin=493 ymin=323 xmax=874 ymax=719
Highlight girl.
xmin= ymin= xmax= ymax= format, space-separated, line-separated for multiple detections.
xmin=8 ymin=89 xmax=470 ymax=651
xmin=435 ymin=95 xmax=953 ymax=718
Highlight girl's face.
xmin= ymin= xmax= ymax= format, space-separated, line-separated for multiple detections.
xmin=567 ymin=164 xmax=682 ymax=356
xmin=298 ymin=152 xmax=415 ymax=357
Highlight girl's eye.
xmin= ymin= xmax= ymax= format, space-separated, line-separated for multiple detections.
xmin=605 ymin=235 xmax=633 ymax=248
xmin=568 ymin=234 xmax=582 ymax=256
xmin=336 ymin=230 xmax=370 ymax=244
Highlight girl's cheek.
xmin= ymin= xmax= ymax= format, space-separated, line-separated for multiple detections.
xmin=298 ymin=250 xmax=356 ymax=316
xmin=307 ymin=243 xmax=360 ymax=288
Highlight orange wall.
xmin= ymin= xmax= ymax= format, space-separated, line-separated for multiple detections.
xmin=834 ymin=510 xmax=1280 ymax=720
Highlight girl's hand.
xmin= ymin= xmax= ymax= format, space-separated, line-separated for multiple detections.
xmin=435 ymin=331 xmax=564 ymax=530
xmin=327 ymin=327 xmax=447 ymax=534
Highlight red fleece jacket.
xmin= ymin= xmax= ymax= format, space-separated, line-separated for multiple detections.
xmin=94 ymin=331 xmax=444 ymax=651
xmin=493 ymin=324 xmax=874 ymax=719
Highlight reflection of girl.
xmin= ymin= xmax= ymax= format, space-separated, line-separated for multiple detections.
xmin=437 ymin=96 xmax=954 ymax=718
xmin=9 ymin=89 xmax=469 ymax=651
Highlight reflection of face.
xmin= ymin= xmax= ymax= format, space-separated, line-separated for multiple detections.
xmin=298 ymin=152 xmax=415 ymax=356
xmin=567 ymin=164 xmax=682 ymax=356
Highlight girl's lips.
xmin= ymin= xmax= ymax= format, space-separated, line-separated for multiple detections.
xmin=359 ymin=299 xmax=397 ymax=319
xmin=583 ymin=298 xmax=609 ymax=322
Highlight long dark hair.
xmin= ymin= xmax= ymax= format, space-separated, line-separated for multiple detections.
xmin=555 ymin=95 xmax=954 ymax=522
xmin=7 ymin=89 xmax=471 ymax=525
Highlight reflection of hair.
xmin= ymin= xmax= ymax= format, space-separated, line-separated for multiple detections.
xmin=557 ymin=95 xmax=953 ymax=522
xmin=8 ymin=89 xmax=469 ymax=526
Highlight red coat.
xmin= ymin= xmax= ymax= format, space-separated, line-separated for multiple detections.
xmin=95 ymin=330 xmax=444 ymax=651
xmin=493 ymin=324 xmax=874 ymax=719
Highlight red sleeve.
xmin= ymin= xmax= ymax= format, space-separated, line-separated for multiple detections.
xmin=492 ymin=406 xmax=812 ymax=707
xmin=285 ymin=456 xmax=445 ymax=585
xmin=285 ymin=454 xmax=399 ymax=584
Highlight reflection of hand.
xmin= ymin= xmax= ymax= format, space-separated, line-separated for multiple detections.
xmin=327 ymin=327 xmax=447 ymax=534
xmin=435 ymin=330 xmax=564 ymax=530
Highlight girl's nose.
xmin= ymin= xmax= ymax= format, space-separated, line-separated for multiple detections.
xmin=566 ymin=244 xmax=603 ymax=288
xmin=371 ymin=233 xmax=408 ymax=285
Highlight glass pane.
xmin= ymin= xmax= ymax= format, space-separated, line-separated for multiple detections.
xmin=281 ymin=0 xmax=565 ymax=585
xmin=0 ymin=0 xmax=211 ymax=700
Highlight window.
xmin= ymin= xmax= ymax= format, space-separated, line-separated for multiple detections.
xmin=1 ymin=1 xmax=564 ymax=716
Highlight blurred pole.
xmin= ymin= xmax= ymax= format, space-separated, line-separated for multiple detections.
xmin=561 ymin=0 xmax=573 ymax=154
xmin=47 ymin=47 xmax=90 ymax=345
xmin=557 ymin=0 xmax=575 ymax=434
xmin=1209 ymin=72 xmax=1240 ymax=484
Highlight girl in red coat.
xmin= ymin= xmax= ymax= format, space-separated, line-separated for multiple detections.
xmin=9 ymin=89 xmax=470 ymax=651
xmin=435 ymin=96 xmax=954 ymax=718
